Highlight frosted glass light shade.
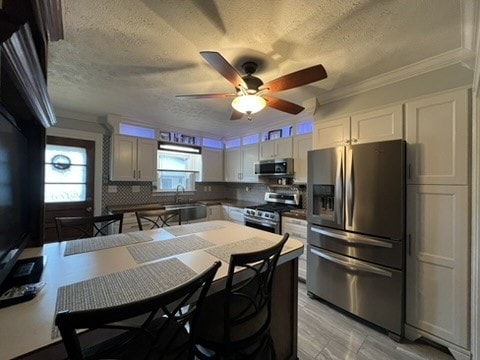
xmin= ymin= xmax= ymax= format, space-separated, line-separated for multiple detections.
xmin=231 ymin=95 xmax=266 ymax=114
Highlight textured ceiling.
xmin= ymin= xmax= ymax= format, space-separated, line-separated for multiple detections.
xmin=48 ymin=0 xmax=468 ymax=139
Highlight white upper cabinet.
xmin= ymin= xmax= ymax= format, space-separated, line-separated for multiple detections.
xmin=313 ymin=116 xmax=350 ymax=149
xmin=201 ymin=147 xmax=224 ymax=182
xmin=110 ymin=135 xmax=156 ymax=181
xmin=293 ymin=134 xmax=311 ymax=183
xmin=351 ymin=104 xmax=403 ymax=144
xmin=313 ymin=104 xmax=403 ymax=149
xmin=259 ymin=137 xmax=293 ymax=160
xmin=405 ymin=89 xmax=468 ymax=185
xmin=224 ymin=144 xmax=259 ymax=182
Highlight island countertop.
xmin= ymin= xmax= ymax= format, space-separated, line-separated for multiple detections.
xmin=0 ymin=221 xmax=303 ymax=359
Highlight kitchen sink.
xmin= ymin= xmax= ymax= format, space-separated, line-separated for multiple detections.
xmin=165 ymin=203 xmax=207 ymax=221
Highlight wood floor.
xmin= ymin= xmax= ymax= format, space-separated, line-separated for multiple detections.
xmin=297 ymin=281 xmax=454 ymax=360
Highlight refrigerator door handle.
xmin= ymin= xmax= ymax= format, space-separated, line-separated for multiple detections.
xmin=346 ymin=147 xmax=354 ymax=227
xmin=310 ymin=247 xmax=393 ymax=278
xmin=334 ymin=148 xmax=343 ymax=225
xmin=310 ymin=226 xmax=393 ymax=248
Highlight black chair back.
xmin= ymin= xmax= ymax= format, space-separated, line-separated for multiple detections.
xmin=135 ymin=209 xmax=181 ymax=230
xmin=55 ymin=213 xmax=124 ymax=241
xmin=196 ymin=233 xmax=289 ymax=359
xmin=55 ymin=261 xmax=221 ymax=360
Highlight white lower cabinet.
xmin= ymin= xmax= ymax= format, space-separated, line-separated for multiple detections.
xmin=405 ymin=184 xmax=470 ymax=357
xmin=207 ymin=205 xmax=222 ymax=221
xmin=222 ymin=205 xmax=244 ymax=225
xmin=282 ymin=216 xmax=307 ymax=281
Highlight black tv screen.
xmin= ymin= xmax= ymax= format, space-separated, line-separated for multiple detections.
xmin=0 ymin=105 xmax=30 ymax=289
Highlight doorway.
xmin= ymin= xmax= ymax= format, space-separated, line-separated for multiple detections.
xmin=44 ymin=136 xmax=95 ymax=243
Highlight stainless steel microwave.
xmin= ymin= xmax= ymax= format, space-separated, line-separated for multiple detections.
xmin=254 ymin=158 xmax=294 ymax=175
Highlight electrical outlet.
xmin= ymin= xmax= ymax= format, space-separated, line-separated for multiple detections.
xmin=208 ymin=186 xmax=212 ymax=192
xmin=203 ymin=186 xmax=207 ymax=192
xmin=245 ymin=186 xmax=250 ymax=192
xmin=107 ymin=185 xmax=117 ymax=193
xmin=132 ymin=185 xmax=140 ymax=193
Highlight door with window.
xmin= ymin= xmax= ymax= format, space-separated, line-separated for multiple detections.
xmin=44 ymin=136 xmax=95 ymax=243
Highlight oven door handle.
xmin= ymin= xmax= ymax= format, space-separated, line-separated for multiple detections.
xmin=310 ymin=248 xmax=392 ymax=278
xmin=244 ymin=215 xmax=277 ymax=227
xmin=310 ymin=226 xmax=393 ymax=248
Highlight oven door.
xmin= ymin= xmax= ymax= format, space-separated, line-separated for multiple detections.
xmin=244 ymin=215 xmax=279 ymax=234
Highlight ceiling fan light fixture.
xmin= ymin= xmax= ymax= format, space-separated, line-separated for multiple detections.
xmin=231 ymin=95 xmax=266 ymax=114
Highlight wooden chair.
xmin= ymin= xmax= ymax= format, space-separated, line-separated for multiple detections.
xmin=195 ymin=233 xmax=290 ymax=360
xmin=55 ymin=213 xmax=124 ymax=241
xmin=55 ymin=261 xmax=221 ymax=360
xmin=135 ymin=209 xmax=181 ymax=230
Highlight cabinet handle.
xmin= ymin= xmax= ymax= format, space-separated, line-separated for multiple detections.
xmin=345 ymin=139 xmax=350 ymax=144
xmin=138 ymin=170 xmax=141 ymax=179
xmin=408 ymin=164 xmax=411 ymax=180
xmin=408 ymin=234 xmax=412 ymax=256
xmin=133 ymin=170 xmax=136 ymax=178
xmin=352 ymin=138 xmax=358 ymax=143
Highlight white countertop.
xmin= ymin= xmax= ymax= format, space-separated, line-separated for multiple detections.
xmin=0 ymin=221 xmax=303 ymax=359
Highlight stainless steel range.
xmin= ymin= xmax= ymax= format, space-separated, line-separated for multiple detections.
xmin=243 ymin=192 xmax=301 ymax=234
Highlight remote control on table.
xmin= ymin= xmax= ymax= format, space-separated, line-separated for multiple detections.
xmin=0 ymin=282 xmax=45 ymax=308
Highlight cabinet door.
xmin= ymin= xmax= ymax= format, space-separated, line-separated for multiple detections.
xmin=224 ymin=148 xmax=241 ymax=182
xmin=406 ymin=184 xmax=468 ymax=347
xmin=406 ymin=89 xmax=468 ymax=185
xmin=136 ymin=138 xmax=157 ymax=181
xmin=351 ymin=104 xmax=403 ymax=144
xmin=241 ymin=144 xmax=259 ymax=182
xmin=275 ymin=137 xmax=293 ymax=159
xmin=282 ymin=217 xmax=307 ymax=281
xmin=313 ymin=117 xmax=350 ymax=149
xmin=202 ymin=147 xmax=224 ymax=181
xmin=207 ymin=205 xmax=222 ymax=220
xmin=111 ymin=135 xmax=136 ymax=181
xmin=259 ymin=141 xmax=276 ymax=160
xmin=293 ymin=134 xmax=311 ymax=183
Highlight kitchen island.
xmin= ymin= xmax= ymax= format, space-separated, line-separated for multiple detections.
xmin=0 ymin=221 xmax=303 ymax=359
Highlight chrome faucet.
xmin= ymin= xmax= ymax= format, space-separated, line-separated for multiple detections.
xmin=175 ymin=184 xmax=185 ymax=204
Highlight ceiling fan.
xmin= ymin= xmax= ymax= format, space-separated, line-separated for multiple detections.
xmin=176 ymin=51 xmax=327 ymax=121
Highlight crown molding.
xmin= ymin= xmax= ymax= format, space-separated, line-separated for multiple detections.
xmin=318 ymin=48 xmax=475 ymax=104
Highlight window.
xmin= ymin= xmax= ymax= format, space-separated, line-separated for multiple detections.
xmin=44 ymin=144 xmax=87 ymax=202
xmin=296 ymin=120 xmax=313 ymax=135
xmin=119 ymin=123 xmax=155 ymax=139
xmin=225 ymin=138 xmax=241 ymax=149
xmin=156 ymin=150 xmax=201 ymax=192
xmin=202 ymin=138 xmax=223 ymax=149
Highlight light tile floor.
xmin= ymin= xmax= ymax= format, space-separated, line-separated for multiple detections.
xmin=297 ymin=281 xmax=455 ymax=360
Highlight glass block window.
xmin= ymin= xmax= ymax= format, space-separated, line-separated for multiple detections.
xmin=202 ymin=138 xmax=223 ymax=149
xmin=119 ymin=123 xmax=155 ymax=139
xmin=296 ymin=120 xmax=313 ymax=135
xmin=242 ymin=134 xmax=259 ymax=145
xmin=225 ymin=138 xmax=241 ymax=149
xmin=44 ymin=145 xmax=88 ymax=203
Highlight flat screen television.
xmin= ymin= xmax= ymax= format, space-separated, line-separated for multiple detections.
xmin=0 ymin=105 xmax=30 ymax=291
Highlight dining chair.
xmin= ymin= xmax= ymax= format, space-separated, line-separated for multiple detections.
xmin=55 ymin=261 xmax=221 ymax=360
xmin=195 ymin=233 xmax=290 ymax=360
xmin=135 ymin=209 xmax=181 ymax=230
xmin=55 ymin=213 xmax=124 ymax=241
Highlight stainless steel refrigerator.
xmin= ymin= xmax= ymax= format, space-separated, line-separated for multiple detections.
xmin=306 ymin=139 xmax=406 ymax=341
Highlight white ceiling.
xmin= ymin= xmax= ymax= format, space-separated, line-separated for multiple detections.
xmin=47 ymin=0 xmax=476 ymax=139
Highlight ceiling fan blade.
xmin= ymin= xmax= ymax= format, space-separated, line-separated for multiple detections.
xmin=176 ymin=93 xmax=235 ymax=99
xmin=200 ymin=51 xmax=247 ymax=89
xmin=259 ymin=64 xmax=327 ymax=93
xmin=230 ymin=110 xmax=244 ymax=120
xmin=263 ymin=95 xmax=305 ymax=115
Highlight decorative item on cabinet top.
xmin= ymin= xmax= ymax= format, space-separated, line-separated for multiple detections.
xmin=159 ymin=131 xmax=200 ymax=145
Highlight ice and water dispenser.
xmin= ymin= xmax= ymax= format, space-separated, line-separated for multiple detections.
xmin=312 ymin=184 xmax=335 ymax=220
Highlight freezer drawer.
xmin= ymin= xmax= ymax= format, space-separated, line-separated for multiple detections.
xmin=306 ymin=245 xmax=404 ymax=337
xmin=308 ymin=225 xmax=404 ymax=270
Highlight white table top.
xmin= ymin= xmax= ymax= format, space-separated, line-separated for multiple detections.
xmin=0 ymin=221 xmax=303 ymax=359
